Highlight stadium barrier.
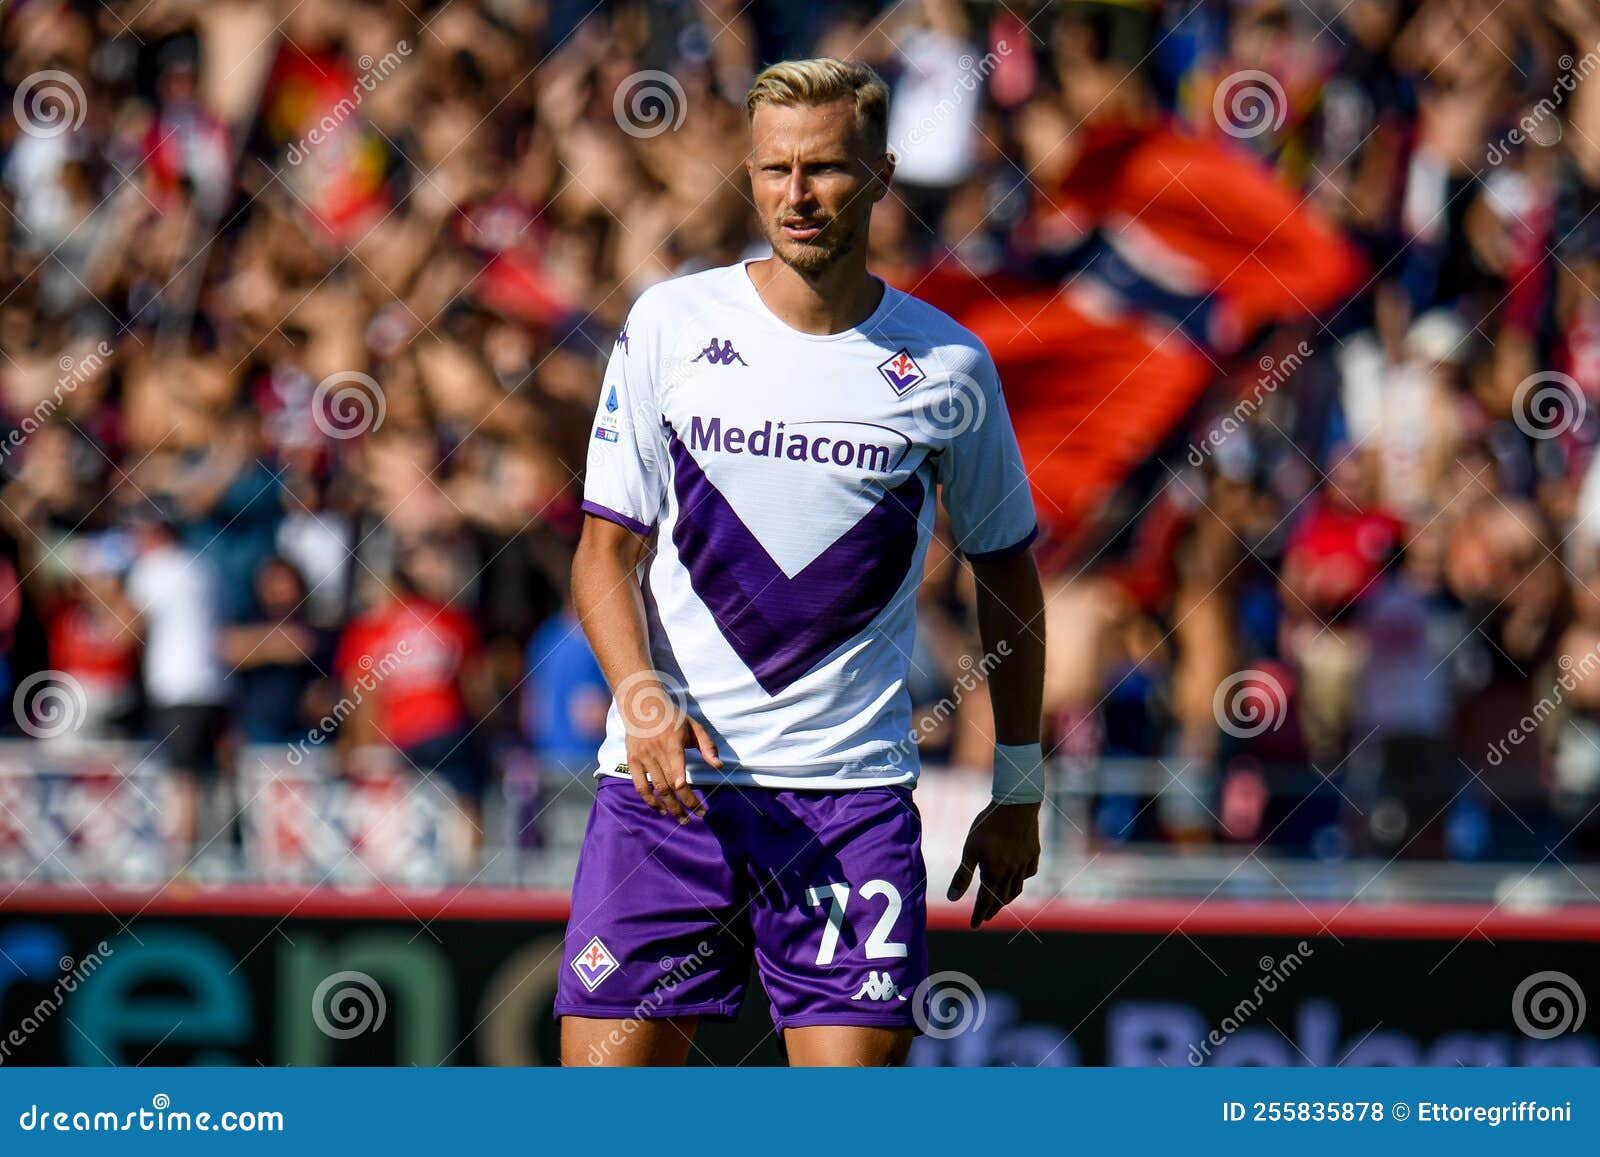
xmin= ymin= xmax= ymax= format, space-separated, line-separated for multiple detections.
xmin=0 ymin=883 xmax=1596 ymax=1066
xmin=3 ymin=741 xmax=1598 ymax=1066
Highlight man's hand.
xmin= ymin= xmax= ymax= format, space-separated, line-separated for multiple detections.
xmin=623 ymin=689 xmax=723 ymax=823
xmin=947 ymin=801 xmax=1042 ymax=928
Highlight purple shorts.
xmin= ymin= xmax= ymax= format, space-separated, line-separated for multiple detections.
xmin=555 ymin=777 xmax=928 ymax=1032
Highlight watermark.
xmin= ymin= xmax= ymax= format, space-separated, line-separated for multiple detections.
xmin=893 ymin=42 xmax=1011 ymax=156
xmin=1485 ymin=44 xmax=1600 ymax=165
xmin=13 ymin=70 xmax=86 ymax=139
xmin=0 ymin=341 xmax=113 ymax=465
xmin=1512 ymin=970 xmax=1586 ymax=1038
xmin=910 ymin=369 xmax=988 ymax=442
xmin=582 ymin=942 xmax=714 ymax=1064
xmin=913 ymin=643 xmax=1011 ymax=744
xmin=285 ymin=640 xmax=411 ymax=765
xmin=1213 ymin=69 xmax=1288 ymax=140
xmin=12 ymin=670 xmax=88 ymax=739
xmin=1212 ymin=668 xmax=1288 ymax=739
xmin=311 ymin=970 xmax=387 ymax=1039
xmin=1412 ymin=1102 xmax=1572 ymax=1124
xmin=284 ymin=43 xmax=413 ymax=165
xmin=1187 ymin=942 xmax=1314 ymax=1065
xmin=1511 ymin=370 xmax=1585 ymax=440
xmin=594 ymin=338 xmax=690 ymax=446
xmin=0 ymin=940 xmax=113 ymax=1064
xmin=18 ymin=1095 xmax=283 ymax=1133
xmin=613 ymin=70 xmax=686 ymax=139
xmin=312 ymin=370 xmax=387 ymax=439
xmin=1485 ymin=645 xmax=1600 ymax=766
xmin=611 ymin=668 xmax=691 ymax=741
xmin=912 ymin=970 xmax=986 ymax=1039
xmin=886 ymin=642 xmax=1012 ymax=771
xmin=1188 ymin=341 xmax=1313 ymax=466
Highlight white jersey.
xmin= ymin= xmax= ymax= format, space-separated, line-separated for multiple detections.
xmin=583 ymin=262 xmax=1037 ymax=788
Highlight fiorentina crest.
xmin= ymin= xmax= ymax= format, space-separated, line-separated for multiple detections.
xmin=571 ymin=936 xmax=619 ymax=991
xmin=877 ymin=348 xmax=925 ymax=396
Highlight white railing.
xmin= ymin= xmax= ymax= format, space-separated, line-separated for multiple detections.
xmin=0 ymin=742 xmax=1595 ymax=904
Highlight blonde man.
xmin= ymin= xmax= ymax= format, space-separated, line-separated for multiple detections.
xmin=560 ymin=58 xmax=1046 ymax=1066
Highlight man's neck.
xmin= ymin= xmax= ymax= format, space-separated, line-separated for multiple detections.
xmin=747 ymin=253 xmax=884 ymax=335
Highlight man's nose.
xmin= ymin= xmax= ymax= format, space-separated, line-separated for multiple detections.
xmin=785 ymin=168 xmax=810 ymax=207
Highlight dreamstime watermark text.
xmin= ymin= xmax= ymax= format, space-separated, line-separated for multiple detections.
xmin=1486 ymin=43 xmax=1600 ymax=164
xmin=1188 ymin=341 xmax=1312 ymax=466
xmin=583 ymin=942 xmax=714 ymax=1064
xmin=1486 ymin=646 xmax=1600 ymax=767
xmin=285 ymin=640 xmax=411 ymax=765
xmin=0 ymin=940 xmax=113 ymax=1064
xmin=1188 ymin=942 xmax=1315 ymax=1065
xmin=284 ymin=43 xmax=413 ymax=165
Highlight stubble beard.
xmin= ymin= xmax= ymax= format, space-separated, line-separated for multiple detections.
xmin=765 ymin=212 xmax=861 ymax=275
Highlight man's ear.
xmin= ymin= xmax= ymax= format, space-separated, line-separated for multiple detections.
xmin=871 ymin=152 xmax=897 ymax=202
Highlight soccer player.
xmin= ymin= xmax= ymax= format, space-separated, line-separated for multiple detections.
xmin=558 ymin=58 xmax=1047 ymax=1067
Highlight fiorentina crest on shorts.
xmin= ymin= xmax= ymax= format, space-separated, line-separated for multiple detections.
xmin=571 ymin=935 xmax=619 ymax=991
xmin=877 ymin=348 xmax=925 ymax=396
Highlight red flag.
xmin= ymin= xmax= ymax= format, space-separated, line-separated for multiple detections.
xmin=904 ymin=118 xmax=1365 ymax=567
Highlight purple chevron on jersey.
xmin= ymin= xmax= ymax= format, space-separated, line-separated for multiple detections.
xmin=667 ymin=426 xmax=925 ymax=694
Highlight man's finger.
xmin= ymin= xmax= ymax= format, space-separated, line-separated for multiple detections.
xmin=947 ymin=842 xmax=979 ymax=902
xmin=688 ymin=718 xmax=723 ymax=771
xmin=971 ymin=873 xmax=1005 ymax=928
xmin=630 ymin=763 xmax=666 ymax=814
xmin=662 ymin=743 xmax=704 ymax=820
xmin=651 ymin=760 xmax=689 ymax=822
xmin=978 ymin=869 xmax=1027 ymax=927
xmin=670 ymin=774 xmax=705 ymax=820
xmin=997 ymin=873 xmax=1026 ymax=913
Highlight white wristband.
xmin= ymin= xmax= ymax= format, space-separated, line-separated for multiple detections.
xmin=992 ymin=742 xmax=1046 ymax=804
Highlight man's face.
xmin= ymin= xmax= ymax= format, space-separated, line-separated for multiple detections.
xmin=747 ymin=97 xmax=891 ymax=275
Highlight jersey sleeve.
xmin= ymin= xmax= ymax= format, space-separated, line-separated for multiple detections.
xmin=935 ymin=350 xmax=1039 ymax=561
xmin=581 ymin=305 xmax=666 ymax=536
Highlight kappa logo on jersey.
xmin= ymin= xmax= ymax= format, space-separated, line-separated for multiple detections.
xmin=692 ymin=338 xmax=748 ymax=366
xmin=616 ymin=325 xmax=629 ymax=352
xmin=571 ymin=936 xmax=619 ymax=991
xmin=877 ymin=348 xmax=925 ymax=396
xmin=851 ymin=971 xmax=908 ymax=1002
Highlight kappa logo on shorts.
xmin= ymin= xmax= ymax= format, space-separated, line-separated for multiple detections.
xmin=571 ymin=935 xmax=620 ymax=991
xmin=851 ymin=970 xmax=908 ymax=1002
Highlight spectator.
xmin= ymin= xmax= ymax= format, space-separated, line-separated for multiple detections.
xmin=221 ymin=556 xmax=328 ymax=747
xmin=333 ymin=554 xmax=488 ymax=825
xmin=121 ymin=512 xmax=227 ymax=848
xmin=521 ymin=603 xmax=608 ymax=777
xmin=46 ymin=545 xmax=140 ymax=739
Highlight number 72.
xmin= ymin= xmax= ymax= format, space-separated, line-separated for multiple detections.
xmin=802 ymin=879 xmax=906 ymax=966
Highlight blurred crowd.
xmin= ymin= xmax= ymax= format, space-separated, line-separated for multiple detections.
xmin=4 ymin=0 xmax=1600 ymax=864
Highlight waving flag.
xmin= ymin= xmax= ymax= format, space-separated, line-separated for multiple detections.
xmin=903 ymin=119 xmax=1365 ymax=570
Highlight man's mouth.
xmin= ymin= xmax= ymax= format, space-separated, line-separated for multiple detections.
xmin=780 ymin=217 xmax=827 ymax=242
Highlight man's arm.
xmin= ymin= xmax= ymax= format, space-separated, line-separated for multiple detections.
xmin=945 ymin=547 xmax=1046 ymax=927
xmin=572 ymin=515 xmax=721 ymax=823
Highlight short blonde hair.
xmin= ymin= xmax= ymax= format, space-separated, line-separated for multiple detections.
xmin=745 ymin=58 xmax=890 ymax=156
